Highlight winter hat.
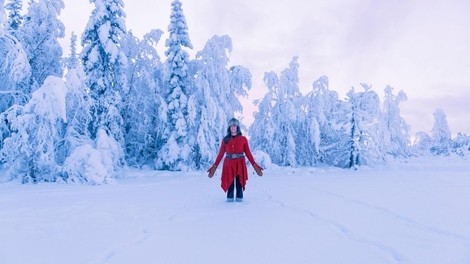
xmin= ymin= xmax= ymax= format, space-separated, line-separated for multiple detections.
xmin=228 ymin=118 xmax=240 ymax=127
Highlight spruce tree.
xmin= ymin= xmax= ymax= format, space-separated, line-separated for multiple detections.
xmin=157 ymin=0 xmax=193 ymax=170
xmin=5 ymin=0 xmax=23 ymax=32
xmin=67 ymin=32 xmax=78 ymax=70
xmin=0 ymin=0 xmax=30 ymax=113
xmin=81 ymin=0 xmax=128 ymax=169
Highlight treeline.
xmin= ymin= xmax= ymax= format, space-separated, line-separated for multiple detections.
xmin=0 ymin=0 xmax=468 ymax=184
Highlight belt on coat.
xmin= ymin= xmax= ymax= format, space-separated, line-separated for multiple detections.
xmin=225 ymin=152 xmax=245 ymax=159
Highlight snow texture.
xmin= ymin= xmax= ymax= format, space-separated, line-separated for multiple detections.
xmin=0 ymin=155 xmax=469 ymax=264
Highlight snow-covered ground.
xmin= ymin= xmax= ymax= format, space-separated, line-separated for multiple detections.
xmin=1 ymin=155 xmax=470 ymax=264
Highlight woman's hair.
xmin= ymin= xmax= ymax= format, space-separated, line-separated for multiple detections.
xmin=224 ymin=118 xmax=242 ymax=143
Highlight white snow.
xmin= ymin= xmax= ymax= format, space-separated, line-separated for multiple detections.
xmin=29 ymin=76 xmax=68 ymax=122
xmin=1 ymin=155 xmax=469 ymax=264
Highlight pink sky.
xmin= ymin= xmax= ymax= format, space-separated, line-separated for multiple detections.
xmin=59 ymin=0 xmax=470 ymax=136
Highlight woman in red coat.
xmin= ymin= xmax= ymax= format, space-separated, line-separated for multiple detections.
xmin=207 ymin=118 xmax=263 ymax=202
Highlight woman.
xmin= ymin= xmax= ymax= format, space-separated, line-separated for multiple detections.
xmin=207 ymin=118 xmax=263 ymax=202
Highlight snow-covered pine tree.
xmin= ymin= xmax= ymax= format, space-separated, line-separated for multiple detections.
xmin=61 ymin=65 xmax=116 ymax=185
xmin=346 ymin=84 xmax=382 ymax=168
xmin=250 ymin=74 xmax=276 ymax=158
xmin=189 ymin=35 xmax=251 ymax=169
xmin=0 ymin=76 xmax=67 ymax=183
xmin=0 ymin=0 xmax=30 ymax=114
xmin=5 ymin=0 xmax=23 ymax=32
xmin=67 ymin=32 xmax=78 ymax=70
xmin=431 ymin=108 xmax=451 ymax=155
xmin=0 ymin=0 xmax=4 ymax=32
xmin=251 ymin=57 xmax=303 ymax=167
xmin=157 ymin=0 xmax=193 ymax=171
xmin=379 ymin=86 xmax=410 ymax=157
xmin=277 ymin=56 xmax=304 ymax=166
xmin=451 ymin=132 xmax=470 ymax=157
xmin=19 ymin=0 xmax=64 ymax=89
xmin=303 ymin=76 xmax=337 ymax=165
xmin=318 ymin=92 xmax=356 ymax=168
xmin=121 ymin=29 xmax=167 ymax=167
xmin=81 ymin=0 xmax=128 ymax=169
xmin=63 ymin=66 xmax=92 ymax=159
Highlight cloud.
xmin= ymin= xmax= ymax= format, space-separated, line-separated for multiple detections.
xmin=58 ymin=0 xmax=470 ymax=134
xmin=402 ymin=88 xmax=470 ymax=136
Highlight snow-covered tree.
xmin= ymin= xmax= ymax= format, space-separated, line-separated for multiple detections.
xmin=250 ymin=74 xmax=276 ymax=157
xmin=431 ymin=108 xmax=451 ymax=155
xmin=250 ymin=57 xmax=303 ymax=167
xmin=0 ymin=0 xmax=4 ymax=33
xmin=81 ymin=0 xmax=128 ymax=171
xmin=303 ymin=76 xmax=338 ymax=165
xmin=379 ymin=86 xmax=410 ymax=157
xmin=157 ymin=0 xmax=193 ymax=170
xmin=188 ymin=35 xmax=251 ymax=169
xmin=345 ymin=84 xmax=382 ymax=168
xmin=61 ymin=66 xmax=120 ymax=185
xmin=413 ymin=131 xmax=433 ymax=153
xmin=121 ymin=29 xmax=167 ymax=166
xmin=227 ymin=64 xmax=252 ymax=116
xmin=5 ymin=0 xmax=23 ymax=32
xmin=0 ymin=0 xmax=30 ymax=114
xmin=451 ymin=132 xmax=470 ymax=157
xmin=316 ymin=94 xmax=355 ymax=168
xmin=19 ymin=0 xmax=64 ymax=89
xmin=67 ymin=32 xmax=79 ymax=70
xmin=0 ymin=76 xmax=66 ymax=183
xmin=63 ymin=66 xmax=92 ymax=156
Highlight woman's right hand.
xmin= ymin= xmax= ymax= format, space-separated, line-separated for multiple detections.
xmin=207 ymin=166 xmax=217 ymax=178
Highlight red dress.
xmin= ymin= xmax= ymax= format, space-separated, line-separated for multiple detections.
xmin=212 ymin=135 xmax=259 ymax=192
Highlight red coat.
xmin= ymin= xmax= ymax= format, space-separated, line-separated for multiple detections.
xmin=212 ymin=135 xmax=259 ymax=192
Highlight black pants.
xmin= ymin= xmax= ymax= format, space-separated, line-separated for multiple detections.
xmin=227 ymin=176 xmax=243 ymax=199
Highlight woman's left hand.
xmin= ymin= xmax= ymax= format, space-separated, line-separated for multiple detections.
xmin=254 ymin=165 xmax=263 ymax=177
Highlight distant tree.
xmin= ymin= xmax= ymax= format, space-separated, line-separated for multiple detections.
xmin=5 ymin=0 xmax=23 ymax=32
xmin=379 ymin=86 xmax=410 ymax=157
xmin=19 ymin=0 xmax=65 ymax=89
xmin=66 ymin=32 xmax=78 ymax=70
xmin=157 ymin=0 xmax=193 ymax=170
xmin=451 ymin=133 xmax=470 ymax=157
xmin=413 ymin=131 xmax=433 ymax=153
xmin=431 ymin=108 xmax=451 ymax=155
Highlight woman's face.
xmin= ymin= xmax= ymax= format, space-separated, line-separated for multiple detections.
xmin=230 ymin=125 xmax=238 ymax=135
